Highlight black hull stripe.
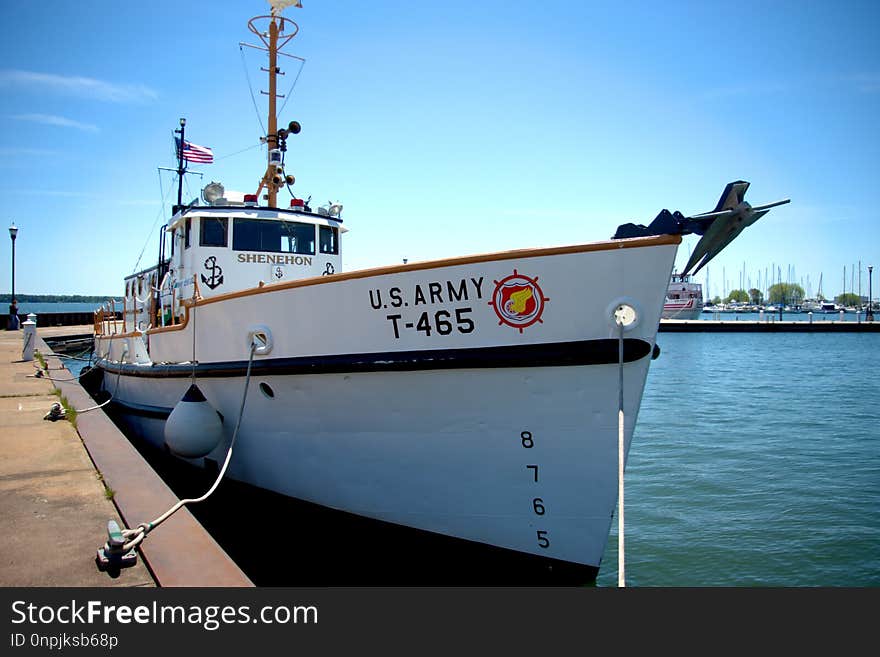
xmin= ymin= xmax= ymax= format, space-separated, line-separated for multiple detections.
xmin=97 ymin=338 xmax=652 ymax=379
xmin=110 ymin=399 xmax=173 ymax=419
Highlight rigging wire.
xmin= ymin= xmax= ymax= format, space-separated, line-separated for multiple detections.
xmin=158 ymin=165 xmax=167 ymax=219
xmin=215 ymin=142 xmax=262 ymax=162
xmin=132 ymin=170 xmax=176 ymax=273
xmin=277 ymin=58 xmax=306 ymax=117
xmin=240 ymin=42 xmax=305 ymax=139
xmin=240 ymin=45 xmax=267 ymax=137
xmin=132 ymin=43 xmax=304 ymax=276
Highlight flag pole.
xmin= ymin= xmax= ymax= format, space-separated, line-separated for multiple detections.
xmin=174 ymin=118 xmax=187 ymax=213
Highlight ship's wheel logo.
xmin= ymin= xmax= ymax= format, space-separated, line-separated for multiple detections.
xmin=488 ymin=269 xmax=549 ymax=332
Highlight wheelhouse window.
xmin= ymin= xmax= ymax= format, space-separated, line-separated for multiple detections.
xmin=232 ymin=218 xmax=315 ymax=254
xmin=319 ymin=225 xmax=339 ymax=254
xmin=185 ymin=217 xmax=191 ymax=248
xmin=200 ymin=217 xmax=228 ymax=247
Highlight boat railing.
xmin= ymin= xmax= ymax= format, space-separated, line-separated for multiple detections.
xmin=158 ymin=273 xmax=202 ymax=328
xmin=94 ymin=273 xmax=201 ymax=336
xmin=93 ymin=302 xmax=123 ymax=337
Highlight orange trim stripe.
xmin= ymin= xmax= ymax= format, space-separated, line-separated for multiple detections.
xmin=93 ymin=234 xmax=680 ymax=339
xmin=199 ymin=234 xmax=679 ymax=306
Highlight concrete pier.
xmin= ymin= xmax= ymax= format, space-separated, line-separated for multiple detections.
xmin=0 ymin=328 xmax=153 ymax=586
xmin=0 ymin=326 xmax=252 ymax=587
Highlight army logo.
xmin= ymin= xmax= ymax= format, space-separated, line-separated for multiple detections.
xmin=488 ymin=269 xmax=549 ymax=332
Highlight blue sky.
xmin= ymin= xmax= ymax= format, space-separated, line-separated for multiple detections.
xmin=1 ymin=0 xmax=878 ymax=300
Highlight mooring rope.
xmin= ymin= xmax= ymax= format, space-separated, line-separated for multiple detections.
xmin=74 ymin=361 xmax=124 ymax=414
xmin=53 ymin=348 xmax=94 ymax=361
xmin=39 ymin=347 xmax=126 ymax=419
xmin=116 ymin=341 xmax=257 ymax=552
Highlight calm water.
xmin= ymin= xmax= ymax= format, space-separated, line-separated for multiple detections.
xmin=59 ymin=332 xmax=880 ymax=586
xmin=11 ymin=301 xmax=113 ymax=314
xmin=597 ymin=332 xmax=880 ymax=587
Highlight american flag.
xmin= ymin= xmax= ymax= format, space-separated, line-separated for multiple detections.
xmin=175 ymin=138 xmax=214 ymax=164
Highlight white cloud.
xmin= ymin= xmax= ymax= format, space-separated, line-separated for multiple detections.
xmin=0 ymin=189 xmax=95 ymax=198
xmin=703 ymin=74 xmax=880 ymax=99
xmin=699 ymin=81 xmax=792 ymax=101
xmin=0 ymin=70 xmax=158 ymax=103
xmin=117 ymin=199 xmax=161 ymax=206
xmin=12 ymin=113 xmax=99 ymax=133
xmin=0 ymin=147 xmax=61 ymax=156
xmin=849 ymin=73 xmax=880 ymax=93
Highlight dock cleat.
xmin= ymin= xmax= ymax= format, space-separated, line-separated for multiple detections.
xmin=96 ymin=520 xmax=138 ymax=572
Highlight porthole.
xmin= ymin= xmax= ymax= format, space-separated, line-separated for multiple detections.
xmin=259 ymin=382 xmax=275 ymax=399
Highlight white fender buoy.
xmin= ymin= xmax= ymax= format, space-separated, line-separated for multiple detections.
xmin=164 ymin=384 xmax=224 ymax=458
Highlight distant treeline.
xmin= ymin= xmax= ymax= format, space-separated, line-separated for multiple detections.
xmin=0 ymin=294 xmax=115 ymax=303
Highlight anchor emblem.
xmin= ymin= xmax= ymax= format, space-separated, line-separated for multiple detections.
xmin=274 ymin=266 xmax=284 ymax=280
xmin=201 ymin=256 xmax=224 ymax=290
xmin=323 ymin=262 xmax=335 ymax=276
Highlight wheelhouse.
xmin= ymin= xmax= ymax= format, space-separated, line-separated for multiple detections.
xmin=119 ymin=198 xmax=346 ymax=333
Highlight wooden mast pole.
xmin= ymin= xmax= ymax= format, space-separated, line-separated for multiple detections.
xmin=250 ymin=7 xmax=299 ymax=206
xmin=266 ymin=16 xmax=279 ymax=209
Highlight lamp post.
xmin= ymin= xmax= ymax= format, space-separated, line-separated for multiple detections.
xmin=868 ymin=266 xmax=874 ymax=322
xmin=8 ymin=223 xmax=18 ymax=330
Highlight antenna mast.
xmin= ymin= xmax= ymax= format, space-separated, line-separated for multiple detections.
xmin=249 ymin=1 xmax=302 ymax=208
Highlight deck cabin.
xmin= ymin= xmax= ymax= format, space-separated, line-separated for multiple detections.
xmin=116 ymin=189 xmax=346 ymax=334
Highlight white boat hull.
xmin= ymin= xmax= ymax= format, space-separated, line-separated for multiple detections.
xmin=95 ymin=237 xmax=678 ymax=573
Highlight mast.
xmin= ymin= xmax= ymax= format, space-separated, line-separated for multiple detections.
xmin=174 ymin=118 xmax=187 ymax=213
xmin=249 ymin=2 xmax=302 ymax=209
xmin=266 ymin=17 xmax=280 ymax=208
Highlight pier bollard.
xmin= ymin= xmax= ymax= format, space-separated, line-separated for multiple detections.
xmin=808 ymin=312 xmax=813 ymax=324
xmin=21 ymin=319 xmax=36 ymax=361
xmin=26 ymin=313 xmax=36 ymax=326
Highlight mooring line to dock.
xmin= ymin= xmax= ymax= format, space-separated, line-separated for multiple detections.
xmin=105 ymin=341 xmax=256 ymax=561
xmin=73 ymin=362 xmax=124 ymax=414
xmin=53 ymin=350 xmax=94 ymax=362
xmin=39 ymin=347 xmax=127 ymax=420
xmin=30 ymin=366 xmax=90 ymax=382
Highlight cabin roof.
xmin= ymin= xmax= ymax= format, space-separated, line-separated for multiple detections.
xmin=166 ymin=204 xmax=347 ymax=232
